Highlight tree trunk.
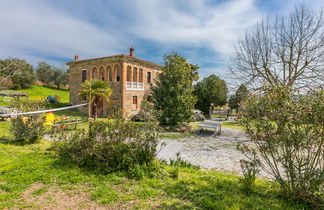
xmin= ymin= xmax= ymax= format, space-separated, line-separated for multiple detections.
xmin=88 ymin=101 xmax=92 ymax=119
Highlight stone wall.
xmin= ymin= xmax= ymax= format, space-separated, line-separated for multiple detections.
xmin=67 ymin=55 xmax=161 ymax=117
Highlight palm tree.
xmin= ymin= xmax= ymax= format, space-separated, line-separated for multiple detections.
xmin=79 ymin=79 xmax=112 ymax=118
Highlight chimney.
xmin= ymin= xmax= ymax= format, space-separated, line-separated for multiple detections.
xmin=74 ymin=55 xmax=79 ymax=61
xmin=129 ymin=47 xmax=134 ymax=57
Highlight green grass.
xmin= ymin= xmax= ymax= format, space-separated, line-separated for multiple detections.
xmin=190 ymin=120 xmax=245 ymax=131
xmin=0 ymin=141 xmax=306 ymax=209
xmin=0 ymin=85 xmax=85 ymax=141
xmin=0 ymin=85 xmax=69 ymax=107
xmin=0 ymin=121 xmax=11 ymax=140
xmin=222 ymin=121 xmax=244 ymax=130
xmin=20 ymin=85 xmax=69 ymax=103
xmin=0 ymin=96 xmax=11 ymax=107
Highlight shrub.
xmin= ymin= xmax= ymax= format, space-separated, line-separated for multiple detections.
xmin=131 ymin=101 xmax=158 ymax=122
xmin=239 ymin=86 xmax=324 ymax=207
xmin=190 ymin=112 xmax=205 ymax=122
xmin=162 ymin=152 xmax=200 ymax=180
xmin=53 ymin=119 xmax=160 ymax=174
xmin=168 ymin=152 xmax=200 ymax=170
xmin=239 ymin=159 xmax=259 ymax=194
xmin=10 ymin=98 xmax=47 ymax=143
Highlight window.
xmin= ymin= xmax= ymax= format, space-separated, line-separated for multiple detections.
xmin=133 ymin=96 xmax=138 ymax=104
xmin=133 ymin=67 xmax=138 ymax=82
xmin=92 ymin=67 xmax=97 ymax=79
xmin=139 ymin=69 xmax=143 ymax=82
xmin=127 ymin=66 xmax=132 ymax=81
xmin=81 ymin=70 xmax=87 ymax=82
xmin=147 ymin=72 xmax=152 ymax=83
xmin=108 ymin=66 xmax=112 ymax=81
xmin=115 ymin=65 xmax=120 ymax=82
xmin=99 ymin=67 xmax=104 ymax=81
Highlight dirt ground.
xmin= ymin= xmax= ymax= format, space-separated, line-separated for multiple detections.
xmin=157 ymin=127 xmax=252 ymax=174
xmin=15 ymin=183 xmax=106 ymax=210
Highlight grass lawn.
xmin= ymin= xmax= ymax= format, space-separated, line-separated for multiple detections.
xmin=190 ymin=120 xmax=244 ymax=131
xmin=0 ymin=141 xmax=306 ymax=209
xmin=0 ymin=85 xmax=69 ymax=107
xmin=20 ymin=85 xmax=69 ymax=103
xmin=0 ymin=121 xmax=11 ymax=140
xmin=221 ymin=121 xmax=244 ymax=130
xmin=0 ymin=85 xmax=85 ymax=141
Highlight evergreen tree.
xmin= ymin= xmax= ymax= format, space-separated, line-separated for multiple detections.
xmin=228 ymin=84 xmax=249 ymax=110
xmin=194 ymin=74 xmax=227 ymax=114
xmin=152 ymin=52 xmax=199 ymax=125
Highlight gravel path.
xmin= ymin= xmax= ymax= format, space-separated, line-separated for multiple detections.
xmin=157 ymin=127 xmax=251 ymax=174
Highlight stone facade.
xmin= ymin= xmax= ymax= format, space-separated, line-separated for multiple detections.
xmin=66 ymin=49 xmax=161 ymax=118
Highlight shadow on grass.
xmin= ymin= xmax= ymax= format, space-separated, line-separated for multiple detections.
xmin=163 ymin=175 xmax=304 ymax=209
xmin=42 ymin=85 xmax=69 ymax=91
xmin=222 ymin=121 xmax=241 ymax=126
xmin=0 ymin=137 xmax=42 ymax=146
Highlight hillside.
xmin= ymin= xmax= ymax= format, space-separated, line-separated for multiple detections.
xmin=0 ymin=85 xmax=69 ymax=107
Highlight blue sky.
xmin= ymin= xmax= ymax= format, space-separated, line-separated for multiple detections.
xmin=0 ymin=0 xmax=323 ymax=82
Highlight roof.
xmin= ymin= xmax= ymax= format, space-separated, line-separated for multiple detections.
xmin=66 ymin=54 xmax=162 ymax=69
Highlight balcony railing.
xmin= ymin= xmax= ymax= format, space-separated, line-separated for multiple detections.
xmin=126 ymin=82 xmax=144 ymax=90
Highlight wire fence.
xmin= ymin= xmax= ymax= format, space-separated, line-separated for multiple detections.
xmin=0 ymin=103 xmax=88 ymax=143
xmin=0 ymin=103 xmax=87 ymax=117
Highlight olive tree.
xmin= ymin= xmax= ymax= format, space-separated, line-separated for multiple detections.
xmin=0 ymin=58 xmax=36 ymax=89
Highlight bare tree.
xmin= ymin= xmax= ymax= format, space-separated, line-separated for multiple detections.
xmin=230 ymin=5 xmax=324 ymax=90
xmin=0 ymin=58 xmax=27 ymax=84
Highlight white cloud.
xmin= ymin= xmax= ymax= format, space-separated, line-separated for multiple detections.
xmin=0 ymin=0 xmax=125 ymax=65
xmin=128 ymin=0 xmax=262 ymax=55
xmin=0 ymin=0 xmax=321 ymax=78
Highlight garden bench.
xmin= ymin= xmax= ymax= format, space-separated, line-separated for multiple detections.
xmin=197 ymin=121 xmax=222 ymax=136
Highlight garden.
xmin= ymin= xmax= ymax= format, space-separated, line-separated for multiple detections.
xmin=1 ymin=4 xmax=323 ymax=209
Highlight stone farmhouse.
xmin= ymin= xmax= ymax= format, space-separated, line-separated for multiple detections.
xmin=67 ymin=48 xmax=161 ymax=117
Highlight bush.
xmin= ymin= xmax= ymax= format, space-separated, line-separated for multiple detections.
xmin=10 ymin=98 xmax=47 ymax=143
xmin=53 ymin=119 xmax=160 ymax=174
xmin=239 ymin=159 xmax=259 ymax=194
xmin=168 ymin=152 xmax=200 ymax=170
xmin=190 ymin=112 xmax=205 ymax=122
xmin=239 ymin=86 xmax=324 ymax=207
xmin=131 ymin=101 xmax=158 ymax=122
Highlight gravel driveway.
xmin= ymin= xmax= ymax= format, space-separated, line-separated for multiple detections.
xmin=157 ymin=127 xmax=251 ymax=174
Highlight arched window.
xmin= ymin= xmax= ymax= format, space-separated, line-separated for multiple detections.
xmin=115 ymin=65 xmax=120 ymax=82
xmin=107 ymin=66 xmax=112 ymax=81
xmin=99 ymin=67 xmax=104 ymax=81
xmin=92 ymin=67 xmax=97 ymax=79
xmin=133 ymin=67 xmax=138 ymax=82
xmin=127 ymin=66 xmax=132 ymax=82
xmin=139 ymin=68 xmax=143 ymax=82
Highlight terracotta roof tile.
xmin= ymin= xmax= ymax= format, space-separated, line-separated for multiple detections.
xmin=66 ymin=54 xmax=162 ymax=68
